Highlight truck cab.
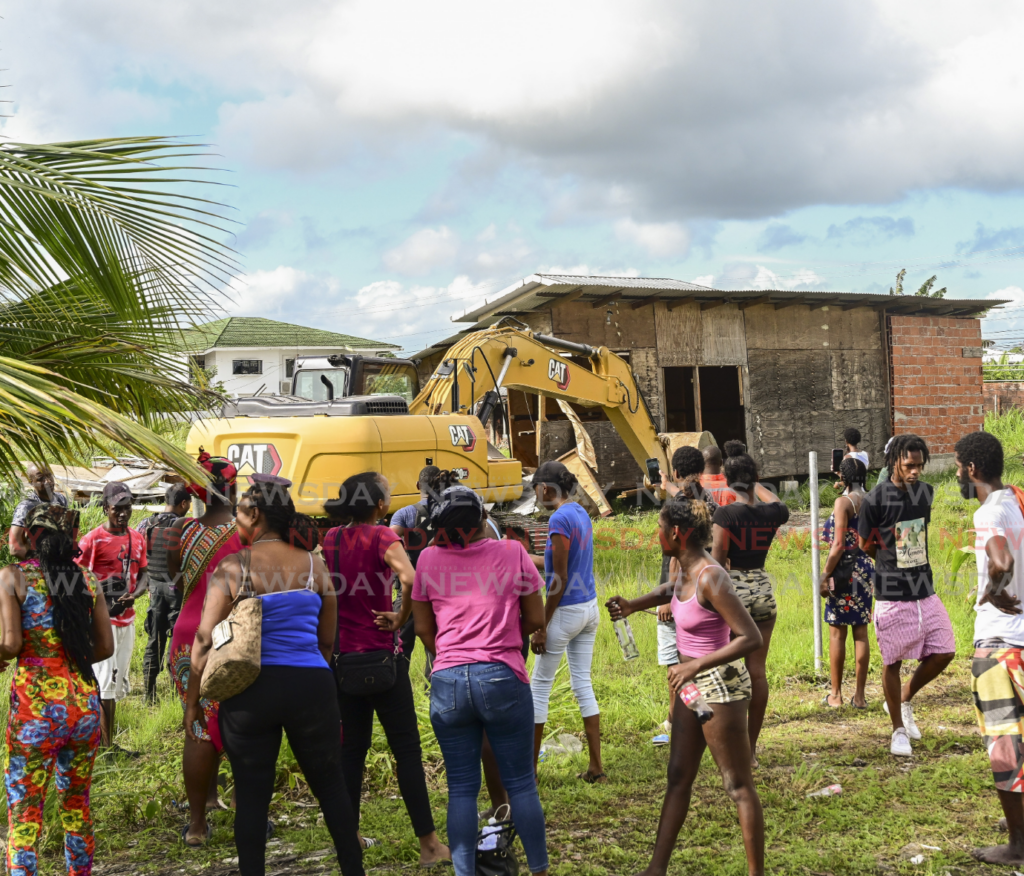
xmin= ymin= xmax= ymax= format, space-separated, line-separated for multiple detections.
xmin=291 ymin=355 xmax=419 ymax=403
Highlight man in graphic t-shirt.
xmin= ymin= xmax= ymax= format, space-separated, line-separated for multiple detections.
xmin=859 ymin=434 xmax=955 ymax=758
xmin=956 ymin=430 xmax=1024 ymax=866
xmin=9 ymin=462 xmax=69 ymax=559
xmin=78 ymin=482 xmax=147 ymax=752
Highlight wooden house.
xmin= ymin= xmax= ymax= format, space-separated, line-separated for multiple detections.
xmin=413 ymin=274 xmax=1001 ymax=487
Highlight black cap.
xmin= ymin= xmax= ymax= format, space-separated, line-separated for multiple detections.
xmin=102 ymin=481 xmax=133 ymax=506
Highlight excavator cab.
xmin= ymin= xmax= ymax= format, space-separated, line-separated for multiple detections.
xmin=291 ymin=355 xmax=419 ymax=403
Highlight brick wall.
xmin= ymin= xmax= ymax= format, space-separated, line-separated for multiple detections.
xmin=984 ymin=381 xmax=1024 ymax=414
xmin=889 ymin=315 xmax=984 ymax=456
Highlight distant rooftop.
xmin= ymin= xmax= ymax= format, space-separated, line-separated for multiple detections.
xmin=180 ymin=317 xmax=399 ymax=352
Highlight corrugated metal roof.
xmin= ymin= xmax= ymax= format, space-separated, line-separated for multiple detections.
xmin=453 ymin=272 xmax=1006 ymax=325
xmin=180 ymin=317 xmax=399 ymax=352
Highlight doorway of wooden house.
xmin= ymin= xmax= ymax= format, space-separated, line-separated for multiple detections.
xmin=663 ymin=365 xmax=745 ymax=446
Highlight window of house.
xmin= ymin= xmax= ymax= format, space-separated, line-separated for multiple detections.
xmin=232 ymin=359 xmax=263 ymax=375
xmin=189 ymin=355 xmax=206 ymax=371
xmin=285 ymin=358 xmax=295 ymax=378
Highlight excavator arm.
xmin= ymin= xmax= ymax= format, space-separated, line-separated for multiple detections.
xmin=409 ymin=320 xmax=672 ymax=482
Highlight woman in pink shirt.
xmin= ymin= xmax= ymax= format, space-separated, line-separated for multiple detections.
xmin=412 ymin=486 xmax=548 ymax=876
xmin=322 ymin=472 xmax=448 ymax=866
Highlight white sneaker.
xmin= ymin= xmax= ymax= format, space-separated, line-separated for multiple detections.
xmin=660 ymin=720 xmax=671 ymax=734
xmin=890 ymin=728 xmax=913 ymax=757
xmin=883 ymin=700 xmax=923 ymax=740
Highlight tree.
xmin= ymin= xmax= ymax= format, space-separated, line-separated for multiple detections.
xmin=0 ymin=137 xmax=236 ymax=480
xmin=889 ymin=268 xmax=947 ymax=298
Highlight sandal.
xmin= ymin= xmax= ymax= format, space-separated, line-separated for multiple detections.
xmin=821 ymin=694 xmax=842 ymax=709
xmin=850 ymin=698 xmax=868 ymax=710
xmin=578 ymin=770 xmax=608 ymax=784
xmin=361 ymin=836 xmax=381 ymax=850
xmin=181 ymin=822 xmax=212 ymax=848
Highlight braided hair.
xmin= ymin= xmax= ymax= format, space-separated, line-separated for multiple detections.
xmin=884 ymin=434 xmax=930 ymax=474
xmin=838 ymin=457 xmax=867 ymax=489
xmin=37 ymin=527 xmax=96 ymax=682
xmin=660 ymin=492 xmax=713 ymax=548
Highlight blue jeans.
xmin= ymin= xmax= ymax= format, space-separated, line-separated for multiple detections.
xmin=430 ymin=662 xmax=548 ymax=875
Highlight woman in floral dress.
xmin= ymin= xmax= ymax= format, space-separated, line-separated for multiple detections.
xmin=820 ymin=457 xmax=874 ymax=709
xmin=0 ymin=503 xmax=114 ymax=876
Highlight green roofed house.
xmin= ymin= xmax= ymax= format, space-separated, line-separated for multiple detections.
xmin=180 ymin=317 xmax=399 ymax=397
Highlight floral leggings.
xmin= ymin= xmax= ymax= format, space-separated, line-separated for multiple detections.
xmin=5 ymin=664 xmax=101 ymax=876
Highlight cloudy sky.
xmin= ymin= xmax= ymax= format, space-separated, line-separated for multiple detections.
xmin=9 ymin=0 xmax=1024 ymax=352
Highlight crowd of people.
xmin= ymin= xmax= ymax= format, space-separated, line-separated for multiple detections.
xmin=1 ymin=426 xmax=1023 ymax=875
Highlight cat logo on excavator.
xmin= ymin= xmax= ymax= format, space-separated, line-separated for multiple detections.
xmin=448 ymin=424 xmax=477 ymax=452
xmin=547 ymin=358 xmax=570 ymax=391
xmin=227 ymin=443 xmax=283 ymax=478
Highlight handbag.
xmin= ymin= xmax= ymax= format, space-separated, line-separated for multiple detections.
xmin=201 ymin=549 xmax=262 ymax=701
xmin=476 ymin=806 xmax=519 ymax=876
xmin=830 ymin=548 xmax=857 ymax=597
xmin=334 ymin=647 xmax=397 ymax=696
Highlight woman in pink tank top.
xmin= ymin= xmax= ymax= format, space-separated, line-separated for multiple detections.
xmin=605 ymin=489 xmax=766 ymax=876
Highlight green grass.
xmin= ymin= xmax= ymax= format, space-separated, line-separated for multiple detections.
xmin=12 ymin=413 xmax=1024 ymax=874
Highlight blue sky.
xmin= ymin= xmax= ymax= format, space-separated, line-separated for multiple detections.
xmin=6 ymin=0 xmax=1024 ymax=353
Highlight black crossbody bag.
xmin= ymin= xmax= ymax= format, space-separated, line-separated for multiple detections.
xmin=829 ymin=496 xmax=859 ymax=597
xmin=331 ymin=534 xmax=400 ymax=696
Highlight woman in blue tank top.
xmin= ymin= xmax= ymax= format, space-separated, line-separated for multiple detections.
xmin=187 ymin=475 xmax=365 ymax=876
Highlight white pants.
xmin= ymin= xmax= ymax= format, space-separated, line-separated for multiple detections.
xmin=531 ymin=598 xmax=600 ymax=723
xmin=93 ymin=623 xmax=135 ymax=702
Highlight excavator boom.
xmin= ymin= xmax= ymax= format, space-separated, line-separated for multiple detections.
xmin=410 ymin=321 xmax=674 ymax=483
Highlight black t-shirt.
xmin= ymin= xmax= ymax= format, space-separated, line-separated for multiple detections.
xmin=712 ymin=501 xmax=790 ymax=570
xmin=857 ymin=480 xmax=933 ymax=602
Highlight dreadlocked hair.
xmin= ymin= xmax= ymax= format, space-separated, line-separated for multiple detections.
xmin=660 ymin=493 xmax=713 ymax=548
xmin=245 ymin=482 xmax=319 ymax=550
xmin=422 ymin=468 xmax=462 ymax=511
xmin=838 ymin=457 xmax=867 ymax=489
xmin=884 ymin=434 xmax=930 ymax=472
xmin=36 ymin=529 xmax=96 ymax=682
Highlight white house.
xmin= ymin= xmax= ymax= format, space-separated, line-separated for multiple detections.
xmin=180 ymin=317 xmax=400 ymax=397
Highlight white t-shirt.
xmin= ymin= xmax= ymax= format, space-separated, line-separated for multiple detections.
xmin=973 ymin=488 xmax=1024 ymax=645
xmin=846 ymin=450 xmax=869 ymax=467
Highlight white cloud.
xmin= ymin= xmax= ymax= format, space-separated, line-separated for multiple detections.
xmin=10 ymin=1 xmax=1024 ymax=220
xmin=693 ymin=275 xmax=715 ymax=287
xmin=535 ymin=264 xmax=641 ymax=278
xmin=225 ymin=267 xmax=340 ymax=317
xmin=382 ymin=227 xmax=460 ymax=276
xmin=747 ymin=265 xmax=826 ymax=291
xmin=614 ymin=218 xmax=690 ymax=258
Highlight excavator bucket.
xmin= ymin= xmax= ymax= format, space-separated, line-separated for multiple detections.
xmin=660 ymin=431 xmax=717 ymax=460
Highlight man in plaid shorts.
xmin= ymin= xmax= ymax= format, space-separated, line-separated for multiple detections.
xmin=957 ymin=430 xmax=1024 ymax=865
xmin=859 ymin=434 xmax=955 ymax=757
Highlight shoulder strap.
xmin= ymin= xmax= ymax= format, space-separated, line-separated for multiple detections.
xmin=235 ymin=548 xmax=254 ymax=603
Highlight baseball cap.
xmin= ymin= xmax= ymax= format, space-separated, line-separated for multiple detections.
xmin=102 ymin=481 xmax=134 ymax=506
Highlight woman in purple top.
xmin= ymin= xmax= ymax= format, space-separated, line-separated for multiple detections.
xmin=323 ymin=472 xmax=449 ymax=866
xmin=412 ymin=486 xmax=548 ymax=876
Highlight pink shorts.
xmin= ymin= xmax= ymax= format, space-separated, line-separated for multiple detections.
xmin=873 ymin=594 xmax=956 ymax=666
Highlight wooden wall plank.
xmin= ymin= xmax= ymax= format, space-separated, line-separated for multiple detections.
xmin=746 ymin=350 xmax=833 ymax=412
xmin=831 ymin=408 xmax=888 ymax=468
xmin=702 ymin=304 xmax=747 ymax=365
xmin=746 ymin=408 xmax=836 ymax=477
xmin=654 ymin=301 xmax=702 ymax=366
xmin=830 ymin=349 xmax=888 ymax=410
xmin=552 ymin=300 xmax=655 ymax=350
xmin=742 ymin=303 xmax=779 ymax=350
xmin=630 ymin=348 xmax=662 ymax=424
xmin=827 ymin=307 xmax=882 ymax=351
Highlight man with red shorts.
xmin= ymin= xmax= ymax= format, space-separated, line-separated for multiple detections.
xmin=859 ymin=434 xmax=955 ymax=757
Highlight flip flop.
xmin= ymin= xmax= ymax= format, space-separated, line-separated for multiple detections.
xmin=651 ymin=734 xmax=670 ymax=747
xmin=578 ymin=770 xmax=608 ymax=784
xmin=849 ymin=698 xmax=868 ymax=710
xmin=821 ymin=694 xmax=842 ymax=709
xmin=181 ymin=822 xmax=212 ymax=848
xmin=361 ymin=836 xmax=381 ymax=849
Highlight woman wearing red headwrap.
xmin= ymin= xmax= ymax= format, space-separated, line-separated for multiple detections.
xmin=165 ymin=449 xmax=241 ymax=847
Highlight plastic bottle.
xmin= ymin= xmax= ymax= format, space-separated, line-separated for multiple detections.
xmin=805 ymin=784 xmax=843 ymax=798
xmin=678 ymin=682 xmax=714 ymax=724
xmin=613 ymin=618 xmax=640 ymax=661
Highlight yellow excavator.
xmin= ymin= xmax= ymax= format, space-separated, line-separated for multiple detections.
xmin=185 ymin=318 xmax=709 ymax=514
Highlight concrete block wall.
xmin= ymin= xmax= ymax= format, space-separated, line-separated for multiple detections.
xmin=889 ymin=315 xmax=984 ymax=456
xmin=984 ymin=381 xmax=1024 ymax=414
